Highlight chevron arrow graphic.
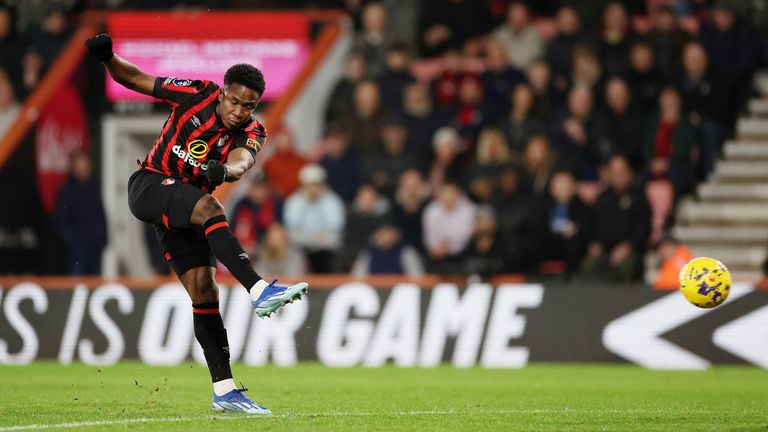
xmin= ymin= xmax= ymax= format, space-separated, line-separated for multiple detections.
xmin=712 ymin=304 xmax=768 ymax=368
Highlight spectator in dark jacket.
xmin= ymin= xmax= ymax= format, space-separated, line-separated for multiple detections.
xmin=352 ymin=222 xmax=424 ymax=276
xmin=549 ymin=85 xmax=599 ymax=180
xmin=645 ymin=4 xmax=692 ymax=80
xmin=526 ymin=170 xmax=591 ymax=274
xmin=481 ymin=38 xmax=527 ymax=115
xmin=391 ymin=169 xmax=430 ymax=253
xmin=325 ymin=52 xmax=366 ymax=123
xmin=337 ymin=183 xmax=391 ymax=272
xmin=582 ymin=155 xmax=651 ymax=282
xmin=596 ymin=2 xmax=637 ymax=77
xmin=340 ymin=80 xmax=389 ymax=153
xmin=377 ymin=43 xmax=416 ymax=112
xmin=546 ymin=6 xmax=588 ymax=94
xmin=418 ymin=0 xmax=492 ymax=57
xmin=461 ymin=206 xmax=506 ymax=278
xmin=55 ymin=150 xmax=107 ymax=275
xmin=626 ymin=42 xmax=664 ymax=118
xmin=230 ymin=173 xmax=284 ymax=260
xmin=353 ymin=2 xmax=392 ymax=77
xmin=592 ymin=77 xmax=646 ymax=169
xmin=319 ymin=124 xmax=361 ymax=203
xmin=495 ymin=83 xmax=546 ymax=158
xmin=362 ymin=118 xmax=417 ymax=199
xmin=401 ymin=82 xmax=445 ymax=170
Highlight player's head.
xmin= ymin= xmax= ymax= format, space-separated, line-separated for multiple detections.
xmin=218 ymin=63 xmax=265 ymax=129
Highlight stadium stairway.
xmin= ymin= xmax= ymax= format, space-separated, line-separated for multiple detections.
xmin=674 ymin=96 xmax=768 ymax=280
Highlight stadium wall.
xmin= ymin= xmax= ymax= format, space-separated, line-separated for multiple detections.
xmin=0 ymin=280 xmax=766 ymax=369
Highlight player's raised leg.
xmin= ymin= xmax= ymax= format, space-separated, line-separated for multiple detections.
xmin=191 ymin=194 xmax=308 ymax=316
xmin=179 ymin=266 xmax=271 ymax=415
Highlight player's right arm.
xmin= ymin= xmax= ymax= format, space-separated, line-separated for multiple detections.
xmin=85 ymin=33 xmax=156 ymax=96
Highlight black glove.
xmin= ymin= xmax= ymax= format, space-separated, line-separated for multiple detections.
xmin=85 ymin=33 xmax=114 ymax=62
xmin=206 ymin=160 xmax=227 ymax=186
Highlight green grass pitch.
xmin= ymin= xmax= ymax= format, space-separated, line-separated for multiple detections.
xmin=0 ymin=362 xmax=766 ymax=431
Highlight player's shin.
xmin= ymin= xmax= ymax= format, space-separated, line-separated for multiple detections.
xmin=202 ymin=215 xmax=263 ymax=292
xmin=192 ymin=302 xmax=235 ymax=395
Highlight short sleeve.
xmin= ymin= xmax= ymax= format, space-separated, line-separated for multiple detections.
xmin=233 ymin=122 xmax=268 ymax=159
xmin=152 ymin=77 xmax=215 ymax=105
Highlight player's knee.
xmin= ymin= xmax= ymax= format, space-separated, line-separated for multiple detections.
xmin=193 ymin=195 xmax=225 ymax=224
xmin=190 ymin=278 xmax=218 ymax=304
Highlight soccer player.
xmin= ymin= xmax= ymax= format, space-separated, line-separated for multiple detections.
xmin=85 ymin=33 xmax=307 ymax=415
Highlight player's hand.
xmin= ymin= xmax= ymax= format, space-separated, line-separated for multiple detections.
xmin=206 ymin=160 xmax=227 ymax=186
xmin=85 ymin=33 xmax=114 ymax=62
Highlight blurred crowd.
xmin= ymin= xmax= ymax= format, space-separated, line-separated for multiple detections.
xmin=227 ymin=0 xmax=766 ymax=282
xmin=4 ymin=0 xmax=767 ymax=282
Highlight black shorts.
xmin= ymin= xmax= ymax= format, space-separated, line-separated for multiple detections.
xmin=128 ymin=169 xmax=216 ymax=276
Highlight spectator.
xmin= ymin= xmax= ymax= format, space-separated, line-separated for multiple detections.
xmin=431 ymin=49 xmax=469 ymax=108
xmin=522 ymin=134 xmax=558 ymax=195
xmin=461 ymin=206 xmax=506 ymax=278
xmin=481 ymin=38 xmax=527 ymax=116
xmin=592 ymin=77 xmax=646 ymax=169
xmin=263 ymin=127 xmax=307 ymax=198
xmin=401 ymin=82 xmax=444 ymax=169
xmin=55 ymin=150 xmax=107 ymax=275
xmin=362 ymin=118 xmax=415 ymax=198
xmin=571 ymin=44 xmax=605 ymax=101
xmin=471 ymin=127 xmax=512 ymax=179
xmin=643 ymin=86 xmax=696 ymax=198
xmin=340 ymin=79 xmax=389 ymax=153
xmin=353 ymin=2 xmax=391 ymax=77
xmin=255 ymin=223 xmax=307 ymax=277
xmin=699 ymin=1 xmax=759 ymax=128
xmin=377 ymin=43 xmax=416 ymax=111
xmin=626 ymin=42 xmax=664 ymax=118
xmin=596 ymin=1 xmax=636 ymax=77
xmin=337 ymin=183 xmax=391 ymax=272
xmin=422 ymin=182 xmax=477 ymax=273
xmin=545 ymin=5 xmax=587 ymax=93
xmin=24 ymin=3 xmax=74 ymax=90
xmin=318 ymin=123 xmax=361 ymax=203
xmin=492 ymin=165 xmax=531 ymax=272
xmin=680 ymin=41 xmax=729 ymax=179
xmin=351 ymin=223 xmax=424 ymax=276
xmin=550 ymin=85 xmax=599 ymax=180
xmin=418 ymin=0 xmax=491 ymax=57
xmin=230 ymin=173 xmax=283 ymax=260
xmin=496 ymin=83 xmax=546 ymax=157
xmin=526 ymin=60 xmax=560 ymax=122
xmin=645 ymin=4 xmax=692 ymax=80
xmin=428 ymin=126 xmax=464 ymax=191
xmin=0 ymin=5 xmax=26 ymax=100
xmin=526 ymin=170 xmax=591 ymax=274
xmin=284 ymin=164 xmax=345 ymax=273
xmin=0 ymin=67 xmax=19 ymax=137
xmin=453 ymin=73 xmax=493 ymax=147
xmin=491 ymin=1 xmax=544 ymax=70
xmin=582 ymin=155 xmax=651 ymax=282
xmin=325 ymin=51 xmax=366 ymax=123
xmin=391 ymin=169 xmax=430 ymax=253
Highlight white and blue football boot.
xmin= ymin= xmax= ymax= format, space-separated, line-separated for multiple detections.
xmin=252 ymin=279 xmax=309 ymax=318
xmin=212 ymin=387 xmax=271 ymax=415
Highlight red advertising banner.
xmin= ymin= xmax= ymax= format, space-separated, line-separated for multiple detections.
xmin=106 ymin=12 xmax=311 ymax=102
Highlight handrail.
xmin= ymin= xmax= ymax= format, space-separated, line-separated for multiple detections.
xmin=213 ymin=19 xmax=343 ymax=203
xmin=0 ymin=25 xmax=98 ymax=168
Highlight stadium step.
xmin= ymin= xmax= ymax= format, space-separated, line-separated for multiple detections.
xmin=687 ymin=245 xmax=766 ymax=271
xmin=722 ymin=140 xmax=768 ymax=160
xmin=749 ymin=98 xmax=768 ymax=116
xmin=672 ymin=225 xmax=768 ymax=245
xmin=676 ymin=200 xmax=768 ymax=224
xmin=737 ymin=117 xmax=768 ymax=139
xmin=714 ymin=160 xmax=768 ymax=182
xmin=696 ymin=182 xmax=768 ymax=201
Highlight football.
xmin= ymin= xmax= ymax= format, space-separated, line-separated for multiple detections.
xmin=679 ymin=257 xmax=732 ymax=308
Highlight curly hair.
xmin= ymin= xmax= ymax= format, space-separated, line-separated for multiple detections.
xmin=224 ymin=63 xmax=266 ymax=96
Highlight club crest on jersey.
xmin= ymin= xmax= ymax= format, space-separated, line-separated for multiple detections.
xmin=161 ymin=178 xmax=176 ymax=185
xmin=217 ymin=134 xmax=229 ymax=148
xmin=186 ymin=139 xmax=210 ymax=160
xmin=190 ymin=115 xmax=201 ymax=128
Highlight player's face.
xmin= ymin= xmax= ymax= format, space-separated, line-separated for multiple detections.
xmin=218 ymin=83 xmax=260 ymax=129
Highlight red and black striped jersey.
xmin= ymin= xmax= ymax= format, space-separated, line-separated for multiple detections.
xmin=141 ymin=77 xmax=267 ymax=193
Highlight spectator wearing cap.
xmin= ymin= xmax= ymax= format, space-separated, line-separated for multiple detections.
xmin=55 ymin=150 xmax=107 ymax=275
xmin=337 ymin=183 xmax=391 ymax=272
xmin=351 ymin=222 xmax=424 ymax=276
xmin=229 ymin=172 xmax=283 ymax=261
xmin=582 ymin=155 xmax=651 ymax=282
xmin=318 ymin=124 xmax=361 ymax=203
xmin=284 ymin=164 xmax=345 ymax=273
xmin=391 ymin=169 xmax=430 ymax=254
xmin=592 ymin=77 xmax=646 ymax=170
xmin=362 ymin=118 xmax=416 ymax=199
xmin=491 ymin=1 xmax=544 ymax=70
xmin=0 ymin=67 xmax=19 ymax=137
xmin=422 ymin=182 xmax=477 ymax=273
xmin=495 ymin=83 xmax=546 ymax=158
xmin=325 ymin=51 xmax=366 ymax=123
xmin=377 ymin=43 xmax=416 ymax=112
xmin=263 ymin=127 xmax=306 ymax=198
xmin=526 ymin=170 xmax=591 ymax=274
xmin=481 ymin=38 xmax=527 ymax=116
xmin=460 ymin=206 xmax=507 ymax=278
xmin=428 ymin=126 xmax=464 ymax=191
xmin=255 ymin=223 xmax=307 ymax=278
xmin=643 ymin=86 xmax=696 ymax=198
